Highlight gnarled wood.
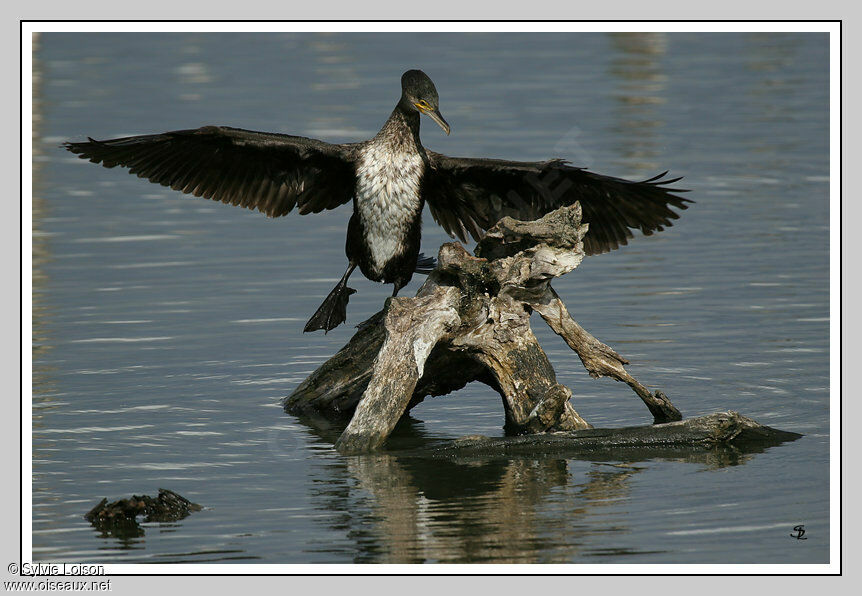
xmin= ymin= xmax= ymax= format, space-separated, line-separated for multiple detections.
xmin=529 ymin=288 xmax=682 ymax=423
xmin=335 ymin=287 xmax=461 ymax=453
xmin=286 ymin=203 xmax=691 ymax=453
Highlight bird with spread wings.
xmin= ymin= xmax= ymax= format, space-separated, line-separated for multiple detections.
xmin=65 ymin=70 xmax=690 ymax=332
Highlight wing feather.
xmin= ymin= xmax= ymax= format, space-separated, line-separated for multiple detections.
xmin=423 ymin=152 xmax=691 ymax=256
xmin=64 ymin=126 xmax=358 ymax=217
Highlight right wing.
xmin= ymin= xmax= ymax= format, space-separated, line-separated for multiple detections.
xmin=423 ymin=152 xmax=691 ymax=256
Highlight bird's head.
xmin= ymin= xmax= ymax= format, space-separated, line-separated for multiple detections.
xmin=401 ymin=69 xmax=450 ymax=135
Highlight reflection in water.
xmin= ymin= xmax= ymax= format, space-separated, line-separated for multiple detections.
xmin=346 ymin=455 xmax=581 ymax=563
xmin=305 ymin=34 xmax=365 ymax=141
xmin=31 ymin=33 xmax=63 ymax=519
xmin=173 ymin=36 xmax=213 ymax=102
xmin=742 ymin=34 xmax=806 ymax=169
xmin=32 ymin=33 xmax=52 ymax=374
xmin=298 ymin=417 xmax=763 ymax=563
xmin=607 ymin=32 xmax=668 ymax=174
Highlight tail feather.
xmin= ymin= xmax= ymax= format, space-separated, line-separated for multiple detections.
xmin=414 ymin=253 xmax=437 ymax=274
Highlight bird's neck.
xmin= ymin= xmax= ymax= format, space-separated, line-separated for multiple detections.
xmin=374 ymin=102 xmax=422 ymax=151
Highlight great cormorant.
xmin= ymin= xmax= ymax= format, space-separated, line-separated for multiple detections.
xmin=64 ymin=69 xmax=690 ymax=333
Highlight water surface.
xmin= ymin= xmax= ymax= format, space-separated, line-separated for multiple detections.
xmin=32 ymin=32 xmax=830 ymax=564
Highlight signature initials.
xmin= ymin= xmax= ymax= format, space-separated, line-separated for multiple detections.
xmin=790 ymin=525 xmax=807 ymax=540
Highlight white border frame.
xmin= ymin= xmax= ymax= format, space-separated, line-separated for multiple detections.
xmin=20 ymin=20 xmax=841 ymax=577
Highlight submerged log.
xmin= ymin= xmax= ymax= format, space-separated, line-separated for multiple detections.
xmin=422 ymin=412 xmax=802 ymax=458
xmin=286 ymin=203 xmax=695 ymax=454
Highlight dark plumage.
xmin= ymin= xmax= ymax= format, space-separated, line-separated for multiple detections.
xmin=64 ymin=69 xmax=691 ymax=332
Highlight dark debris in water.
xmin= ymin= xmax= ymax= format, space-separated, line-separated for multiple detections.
xmin=85 ymin=488 xmax=202 ymax=539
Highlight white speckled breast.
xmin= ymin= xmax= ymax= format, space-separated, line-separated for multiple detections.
xmin=355 ymin=141 xmax=424 ymax=276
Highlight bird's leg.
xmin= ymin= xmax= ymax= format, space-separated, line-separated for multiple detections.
xmin=303 ymin=262 xmax=358 ymax=334
xmin=391 ymin=280 xmax=404 ymax=297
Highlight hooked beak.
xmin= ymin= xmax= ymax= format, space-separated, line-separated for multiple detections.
xmin=416 ymin=103 xmax=450 ymax=135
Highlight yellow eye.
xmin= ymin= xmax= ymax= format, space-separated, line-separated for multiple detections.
xmin=416 ymin=100 xmax=432 ymax=110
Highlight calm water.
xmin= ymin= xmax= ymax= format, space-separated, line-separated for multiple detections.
xmin=32 ymin=32 xmax=830 ymax=564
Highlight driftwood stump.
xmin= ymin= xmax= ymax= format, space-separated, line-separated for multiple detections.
xmin=286 ymin=203 xmax=689 ymax=454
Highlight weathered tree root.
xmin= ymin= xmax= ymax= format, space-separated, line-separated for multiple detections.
xmin=286 ymin=203 xmax=688 ymax=454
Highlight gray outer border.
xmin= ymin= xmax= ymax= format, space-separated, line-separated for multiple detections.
xmin=9 ymin=4 xmax=849 ymax=592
